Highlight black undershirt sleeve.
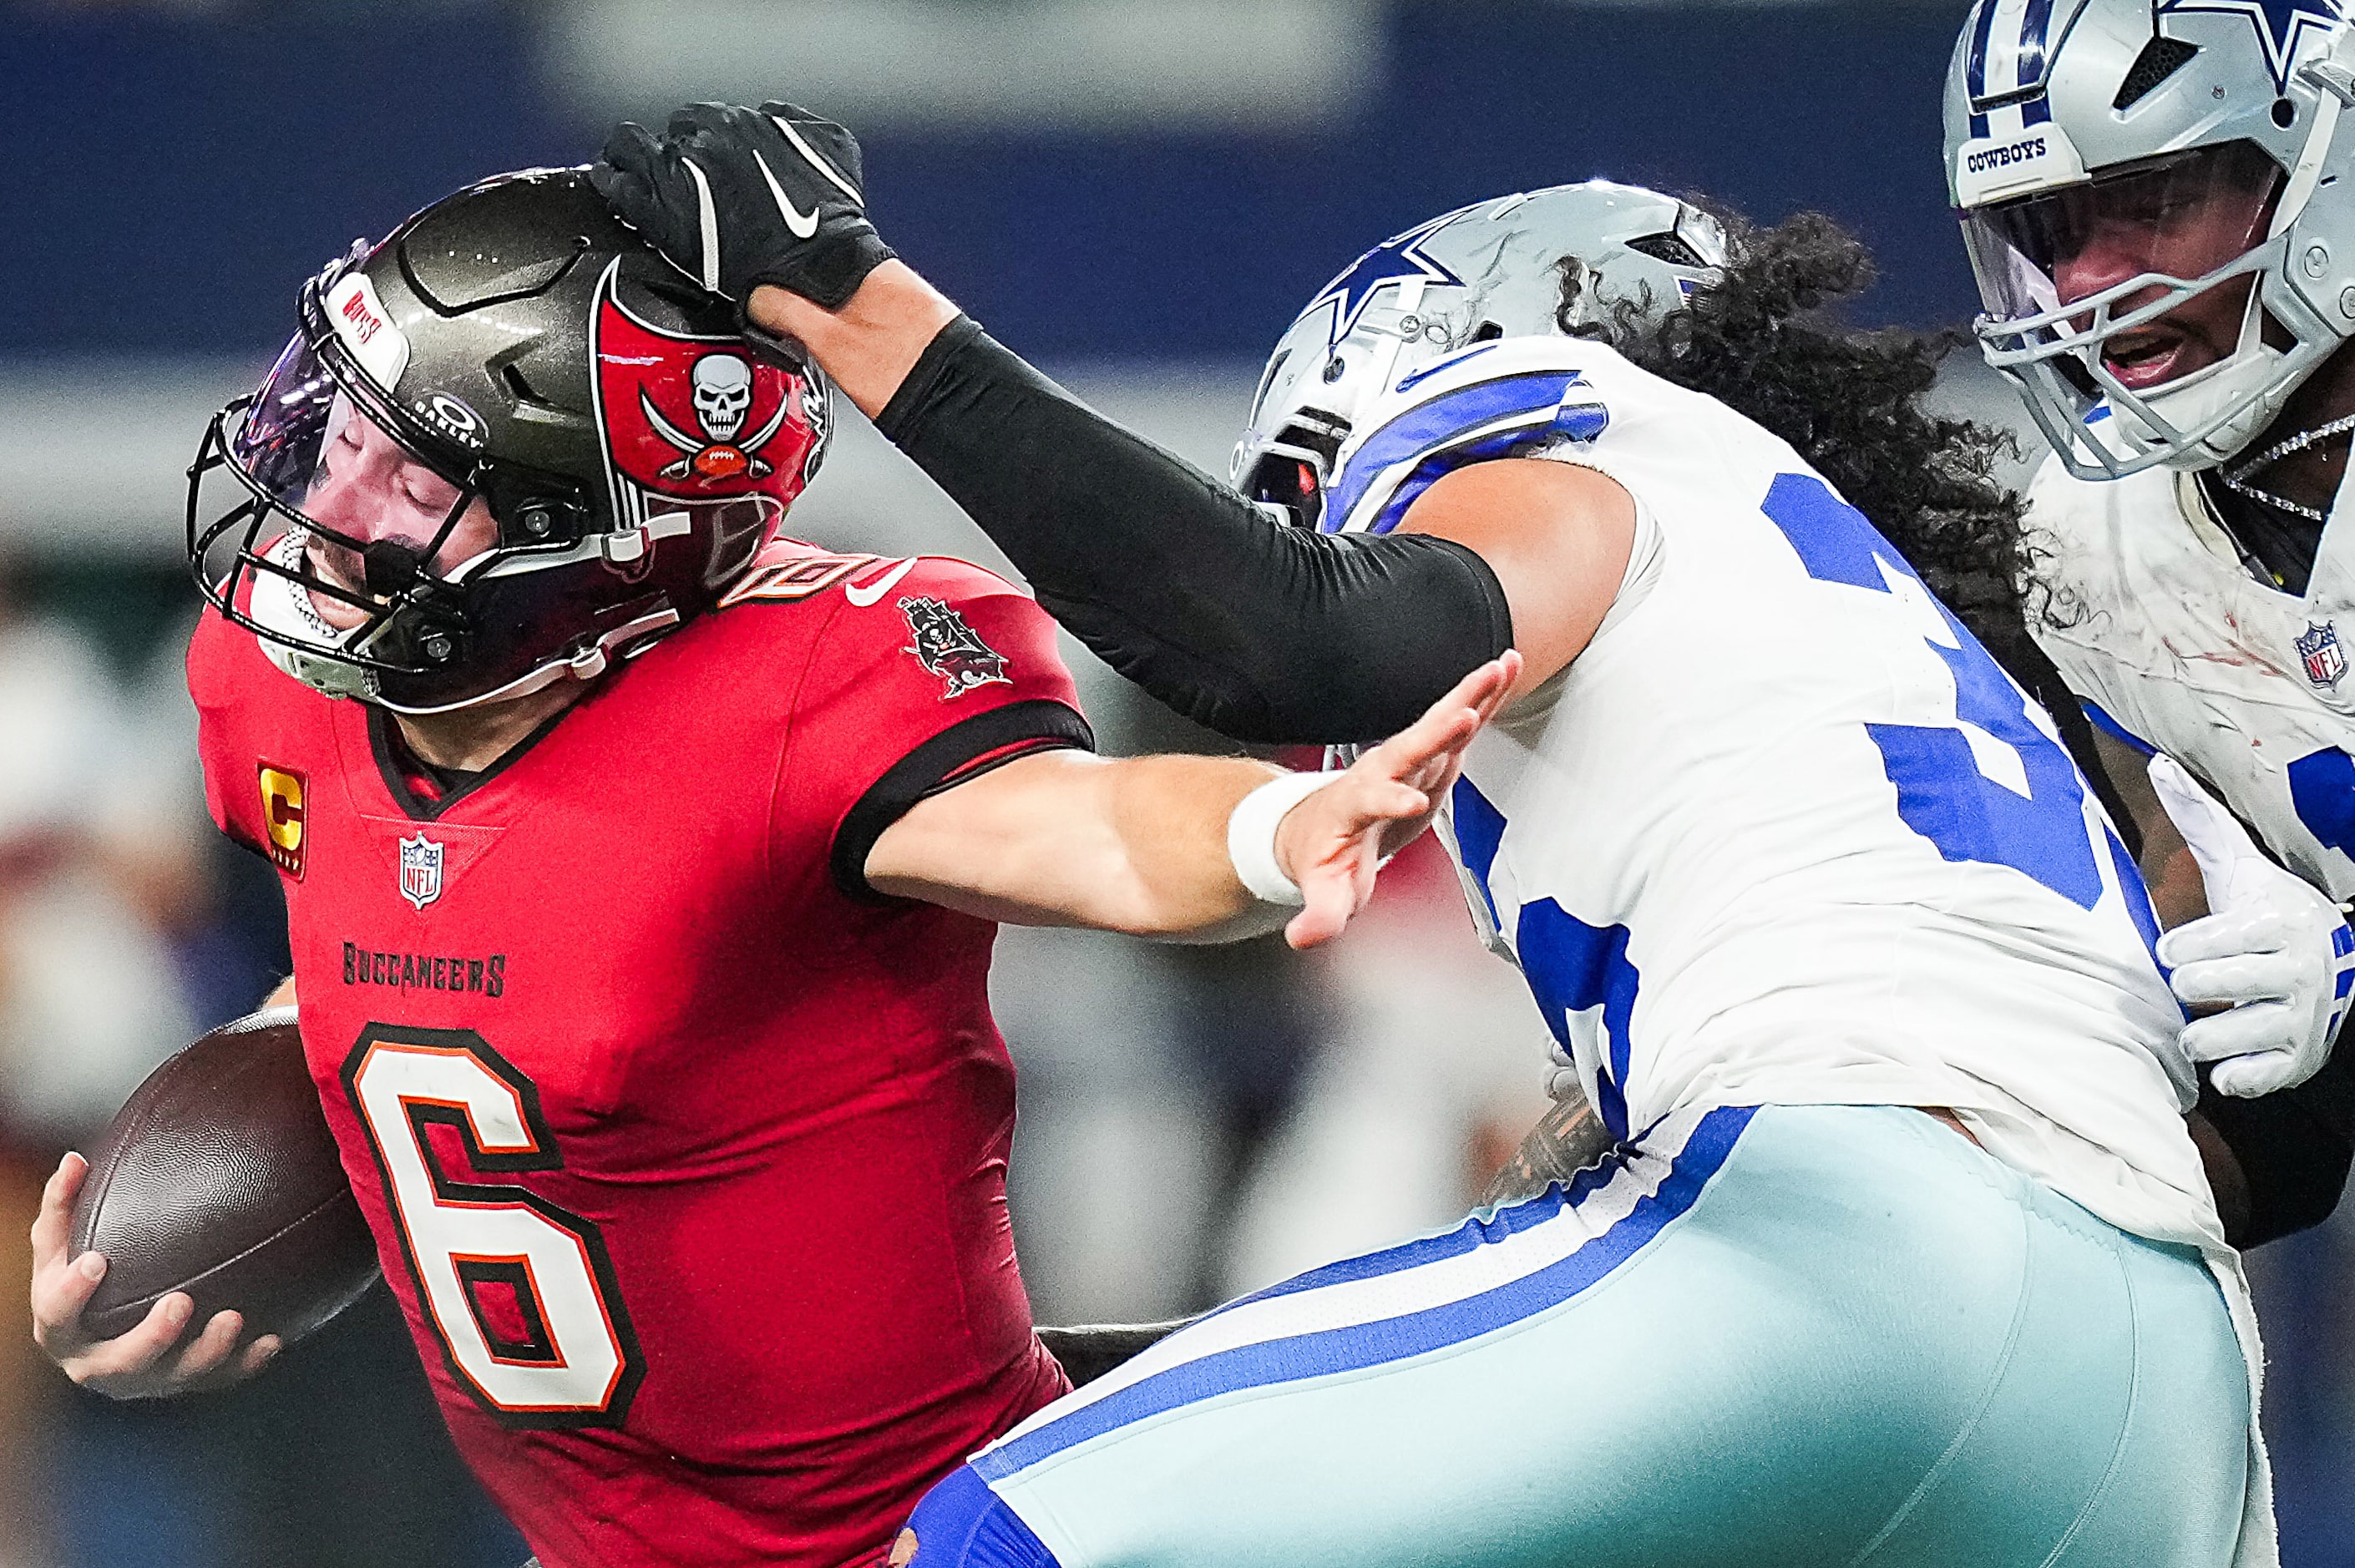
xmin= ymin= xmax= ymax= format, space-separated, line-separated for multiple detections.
xmin=2197 ymin=1031 xmax=2355 ymax=1247
xmin=874 ymin=316 xmax=1514 ymax=744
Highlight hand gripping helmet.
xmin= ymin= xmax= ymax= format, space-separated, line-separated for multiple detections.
xmin=188 ymin=167 xmax=833 ymax=713
xmin=1233 ymin=181 xmax=1726 ymax=532
xmin=1944 ymin=0 xmax=2355 ymax=477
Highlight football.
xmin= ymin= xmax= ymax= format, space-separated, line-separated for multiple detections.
xmin=68 ymin=1007 xmax=380 ymax=1346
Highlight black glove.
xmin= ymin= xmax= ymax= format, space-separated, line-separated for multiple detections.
xmin=590 ymin=101 xmax=895 ymax=311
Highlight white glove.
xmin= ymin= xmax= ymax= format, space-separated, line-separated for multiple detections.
xmin=2150 ymin=754 xmax=2355 ymax=1098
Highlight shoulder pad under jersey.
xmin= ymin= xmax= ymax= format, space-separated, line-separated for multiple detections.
xmin=1321 ymin=337 xmax=1622 ymax=536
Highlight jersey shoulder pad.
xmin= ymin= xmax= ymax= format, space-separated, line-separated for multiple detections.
xmin=1325 ymin=336 xmax=1626 ymax=536
xmin=185 ymin=606 xmax=323 ymax=859
xmin=185 ymin=599 xmax=310 ymax=714
xmin=717 ymin=539 xmax=1035 ymax=615
xmin=2025 ymin=453 xmax=2118 ymax=553
xmin=884 ymin=554 xmax=1035 ymax=606
xmin=2020 ymin=455 xmax=2172 ymax=726
xmin=717 ymin=536 xmax=903 ymax=609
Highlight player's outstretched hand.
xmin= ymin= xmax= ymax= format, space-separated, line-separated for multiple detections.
xmin=28 ymin=1152 xmax=278 ymax=1399
xmin=2150 ymin=754 xmax=2355 ymax=1098
xmin=1274 ymin=652 xmax=1520 ymax=950
xmin=590 ymin=101 xmax=894 ymax=309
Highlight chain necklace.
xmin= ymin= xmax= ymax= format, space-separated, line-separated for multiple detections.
xmin=2216 ymin=411 xmax=2355 ymax=523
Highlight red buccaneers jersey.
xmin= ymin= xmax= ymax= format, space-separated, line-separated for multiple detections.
xmin=187 ymin=544 xmax=1085 ymax=1568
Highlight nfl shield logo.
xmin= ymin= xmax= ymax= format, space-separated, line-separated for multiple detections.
xmin=398 ymin=832 xmax=444 ymax=911
xmin=2299 ymin=621 xmax=2347 ymax=688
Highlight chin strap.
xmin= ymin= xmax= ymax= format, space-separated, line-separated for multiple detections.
xmin=2215 ymin=410 xmax=2355 ymax=523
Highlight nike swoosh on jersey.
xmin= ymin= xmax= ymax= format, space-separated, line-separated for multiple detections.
xmin=754 ymin=150 xmax=822 ymax=239
xmin=843 ymin=558 xmax=917 ymax=607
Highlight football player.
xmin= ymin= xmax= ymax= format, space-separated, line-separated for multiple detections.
xmin=1940 ymin=0 xmax=2355 ymax=1246
xmin=23 ymin=169 xmax=1513 ymax=1568
xmin=595 ymin=109 xmax=2281 ymax=1566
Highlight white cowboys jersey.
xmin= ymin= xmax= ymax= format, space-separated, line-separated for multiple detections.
xmin=1323 ymin=336 xmax=2220 ymax=1256
xmin=2027 ymin=456 xmax=2355 ymax=903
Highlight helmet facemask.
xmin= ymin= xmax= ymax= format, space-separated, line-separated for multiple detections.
xmin=1963 ymin=139 xmax=2332 ymax=475
xmin=1943 ymin=0 xmax=2355 ymax=478
xmin=190 ymin=262 xmax=529 ymax=710
xmin=1238 ymin=408 xmax=1350 ymax=531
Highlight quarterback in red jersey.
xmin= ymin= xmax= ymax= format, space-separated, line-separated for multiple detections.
xmin=26 ymin=169 xmax=1512 ymax=1568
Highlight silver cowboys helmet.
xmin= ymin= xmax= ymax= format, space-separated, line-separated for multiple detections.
xmin=1233 ymin=181 xmax=1727 ymax=531
xmin=1945 ymin=0 xmax=2355 ymax=477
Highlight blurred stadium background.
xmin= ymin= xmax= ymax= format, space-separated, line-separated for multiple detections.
xmin=2 ymin=0 xmax=2348 ymax=1562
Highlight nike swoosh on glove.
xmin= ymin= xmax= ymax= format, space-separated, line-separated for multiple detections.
xmin=590 ymin=100 xmax=895 ymax=310
xmin=2151 ymin=752 xmax=2355 ymax=1098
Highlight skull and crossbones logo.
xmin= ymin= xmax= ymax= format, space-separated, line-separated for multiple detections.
xmin=639 ymin=352 xmax=792 ymax=483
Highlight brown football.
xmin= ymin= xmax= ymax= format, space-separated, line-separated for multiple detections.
xmin=68 ymin=1007 xmax=380 ymax=1345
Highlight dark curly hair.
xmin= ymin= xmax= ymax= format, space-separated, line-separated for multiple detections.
xmin=1556 ymin=205 xmax=2135 ymax=842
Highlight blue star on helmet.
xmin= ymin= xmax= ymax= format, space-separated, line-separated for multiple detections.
xmin=1306 ymin=212 xmax=1469 ymax=348
xmin=2160 ymin=0 xmax=2347 ymax=90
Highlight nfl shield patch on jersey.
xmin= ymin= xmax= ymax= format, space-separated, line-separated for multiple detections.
xmin=398 ymin=833 xmax=445 ymax=911
xmin=2299 ymin=621 xmax=2347 ymax=689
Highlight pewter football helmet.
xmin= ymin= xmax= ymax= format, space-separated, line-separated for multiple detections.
xmin=1232 ymin=181 xmax=1726 ymax=529
xmin=1945 ymin=0 xmax=2355 ymax=477
xmin=189 ymin=169 xmax=833 ymax=714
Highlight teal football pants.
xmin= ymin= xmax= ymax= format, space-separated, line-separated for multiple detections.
xmin=904 ymin=1103 xmax=2250 ymax=1568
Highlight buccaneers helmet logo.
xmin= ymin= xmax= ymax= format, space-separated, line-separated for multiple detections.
xmin=637 ymin=352 xmax=793 ymax=483
xmin=591 ymin=266 xmax=820 ymax=509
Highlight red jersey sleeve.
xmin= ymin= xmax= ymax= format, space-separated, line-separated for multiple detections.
xmin=185 ymin=607 xmax=273 ymax=860
xmin=779 ymin=555 xmax=1094 ymax=898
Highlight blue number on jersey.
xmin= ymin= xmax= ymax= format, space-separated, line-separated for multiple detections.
xmin=2288 ymin=746 xmax=2355 ymax=854
xmin=1516 ymin=900 xmax=1639 ymax=1141
xmin=1760 ymin=473 xmax=2103 ymax=910
xmin=1453 ymin=775 xmax=1640 ymax=1140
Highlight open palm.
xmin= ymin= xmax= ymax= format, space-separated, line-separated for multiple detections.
xmin=1276 ymin=652 xmax=1520 ymax=948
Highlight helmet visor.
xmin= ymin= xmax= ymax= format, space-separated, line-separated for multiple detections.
xmin=1962 ymin=140 xmax=2282 ymax=388
xmin=222 ymin=326 xmax=489 ymax=604
xmin=190 ymin=314 xmax=490 ymax=691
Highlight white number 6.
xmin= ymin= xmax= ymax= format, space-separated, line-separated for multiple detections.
xmin=345 ymin=1025 xmax=641 ymax=1426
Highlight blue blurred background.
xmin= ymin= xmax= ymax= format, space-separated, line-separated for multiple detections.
xmin=0 ymin=1 xmax=2345 ymax=1564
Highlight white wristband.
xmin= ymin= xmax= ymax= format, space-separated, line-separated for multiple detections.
xmin=1227 ymin=770 xmax=1342 ymax=907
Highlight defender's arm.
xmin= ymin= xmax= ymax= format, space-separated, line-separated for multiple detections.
xmin=834 ymin=281 xmax=1517 ymax=743
xmin=594 ymin=111 xmax=1564 ymax=741
xmin=2092 ymin=736 xmax=2355 ymax=1247
xmin=866 ymin=658 xmax=1515 ymax=948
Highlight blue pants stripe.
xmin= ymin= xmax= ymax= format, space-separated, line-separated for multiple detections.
xmin=1214 ymin=1136 xmax=1640 ymax=1314
xmin=973 ymin=1104 xmax=1754 ymax=1482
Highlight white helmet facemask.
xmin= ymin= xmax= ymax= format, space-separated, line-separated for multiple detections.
xmin=1944 ymin=0 xmax=2355 ymax=478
